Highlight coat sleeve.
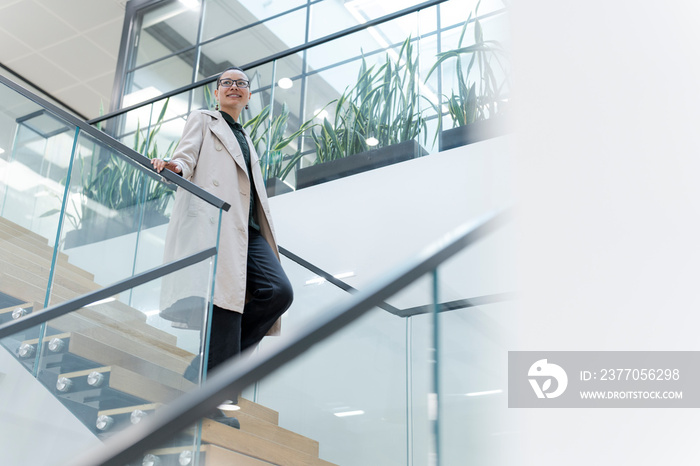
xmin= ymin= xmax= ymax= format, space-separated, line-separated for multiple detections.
xmin=170 ymin=111 xmax=206 ymax=180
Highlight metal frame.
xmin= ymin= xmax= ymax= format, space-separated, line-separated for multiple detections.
xmin=69 ymin=209 xmax=510 ymax=466
xmin=0 ymin=74 xmax=230 ymax=212
xmin=92 ymin=0 xmax=451 ymax=125
xmin=0 ymin=247 xmax=218 ymax=339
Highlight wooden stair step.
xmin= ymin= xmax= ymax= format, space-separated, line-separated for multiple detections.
xmin=145 ymin=444 xmax=276 ymax=466
xmin=0 ymin=223 xmax=74 ymax=264
xmin=1 ymin=259 xmax=97 ymax=298
xmin=98 ymin=402 xmax=162 ymax=418
xmin=0 ymin=249 xmax=99 ymax=292
xmin=201 ymin=444 xmax=279 ymax=465
xmin=0 ymin=232 xmax=92 ymax=279
xmin=0 ymin=216 xmax=54 ymax=244
xmin=0 ymin=271 xmax=52 ymax=307
xmin=49 ymin=317 xmax=191 ymax=369
xmin=233 ymin=397 xmax=279 ymax=425
xmin=0 ymin=220 xmax=52 ymax=249
xmin=0 ymin=227 xmax=55 ymax=258
xmin=201 ymin=419 xmax=337 ymax=466
xmin=232 ymin=411 xmax=319 ymax=457
xmin=65 ymin=332 xmax=195 ymax=392
xmin=52 ymin=305 xmax=178 ymax=347
xmin=0 ymin=301 xmax=36 ymax=317
xmin=21 ymin=331 xmax=72 ymax=346
xmin=59 ymin=366 xmax=182 ymax=403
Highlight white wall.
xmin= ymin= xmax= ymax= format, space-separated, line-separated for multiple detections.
xmin=511 ymin=1 xmax=700 ymax=465
xmin=269 ymin=134 xmax=515 ymax=309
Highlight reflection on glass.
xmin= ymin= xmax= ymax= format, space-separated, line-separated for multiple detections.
xmin=199 ymin=8 xmax=306 ymax=75
xmin=126 ymin=52 xmax=196 ymax=108
xmin=134 ymin=2 xmax=201 ymax=68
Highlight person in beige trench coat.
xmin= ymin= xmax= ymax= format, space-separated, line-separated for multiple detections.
xmin=152 ymin=67 xmax=293 ymax=391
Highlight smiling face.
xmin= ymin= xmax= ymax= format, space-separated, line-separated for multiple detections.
xmin=214 ymin=69 xmax=252 ymax=120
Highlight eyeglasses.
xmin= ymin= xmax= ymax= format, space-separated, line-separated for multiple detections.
xmin=218 ymin=79 xmax=250 ymax=89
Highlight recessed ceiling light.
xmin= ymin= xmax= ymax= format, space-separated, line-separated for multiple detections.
xmin=334 ymin=410 xmax=365 ymax=417
xmin=465 ymin=389 xmax=503 ymax=397
xmin=305 ymin=271 xmax=355 ymax=285
xmin=278 ymin=78 xmax=293 ymax=89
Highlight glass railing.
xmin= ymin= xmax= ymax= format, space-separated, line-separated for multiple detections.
xmin=92 ymin=0 xmax=510 ymax=195
xmin=0 ymin=255 xmax=217 ymax=466
xmin=0 ymin=73 xmax=231 ymax=464
xmin=53 ymin=213 xmax=512 ymax=466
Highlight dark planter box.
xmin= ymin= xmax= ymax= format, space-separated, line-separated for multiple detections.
xmin=296 ymin=139 xmax=427 ymax=190
xmin=440 ymin=115 xmax=509 ymax=151
xmin=265 ymin=177 xmax=294 ymax=197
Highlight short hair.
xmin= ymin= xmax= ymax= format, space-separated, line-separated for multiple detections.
xmin=216 ymin=66 xmax=248 ymax=88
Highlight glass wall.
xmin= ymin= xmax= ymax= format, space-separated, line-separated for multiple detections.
xmin=105 ymin=0 xmax=510 ymax=193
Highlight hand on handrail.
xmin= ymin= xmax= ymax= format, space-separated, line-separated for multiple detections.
xmin=151 ymin=158 xmax=182 ymax=174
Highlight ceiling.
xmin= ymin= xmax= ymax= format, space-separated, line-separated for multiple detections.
xmin=0 ymin=0 xmax=127 ymax=120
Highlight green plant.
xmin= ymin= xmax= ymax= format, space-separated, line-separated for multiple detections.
xmin=243 ymin=102 xmax=318 ymax=181
xmin=310 ymin=37 xmax=427 ymax=164
xmin=425 ymin=1 xmax=509 ymax=132
xmin=41 ymin=99 xmax=176 ymax=230
xmin=81 ymin=98 xmax=176 ymax=214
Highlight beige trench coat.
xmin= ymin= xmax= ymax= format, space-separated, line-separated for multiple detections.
xmin=160 ymin=109 xmax=281 ymax=335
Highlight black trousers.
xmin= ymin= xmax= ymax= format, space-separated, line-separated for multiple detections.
xmin=205 ymin=228 xmax=293 ymax=373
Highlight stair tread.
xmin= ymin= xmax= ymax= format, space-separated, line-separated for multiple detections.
xmin=59 ymin=365 xmax=183 ymax=403
xmin=53 ymin=305 xmax=178 ymax=347
xmin=66 ymin=332 xmax=195 ymax=392
xmin=145 ymin=444 xmax=276 ymax=466
xmin=232 ymin=411 xmax=319 ymax=457
xmin=0 ymin=232 xmax=94 ymax=280
xmin=0 ymin=217 xmax=55 ymax=244
xmin=202 ymin=444 xmax=280 ymax=466
xmin=232 ymin=397 xmax=279 ymax=425
xmin=0 ymin=221 xmax=54 ymax=249
xmin=201 ymin=419 xmax=338 ymax=466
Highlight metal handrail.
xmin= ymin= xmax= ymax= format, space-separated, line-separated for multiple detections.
xmin=0 ymin=247 xmax=217 ymax=339
xmin=0 ymin=74 xmax=230 ymax=212
xmin=69 ymin=209 xmax=511 ymax=466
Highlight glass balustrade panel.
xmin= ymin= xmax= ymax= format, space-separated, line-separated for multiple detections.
xmin=0 ymin=79 xmax=80 ymax=374
xmin=433 ymin=226 xmax=517 ymax=465
xmin=254 ymin=303 xmax=409 ymax=466
xmin=1 ymin=256 xmax=216 ymax=465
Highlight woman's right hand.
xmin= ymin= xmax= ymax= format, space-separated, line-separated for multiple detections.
xmin=151 ymin=158 xmax=182 ymax=174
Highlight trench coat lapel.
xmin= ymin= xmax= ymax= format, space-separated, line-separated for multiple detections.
xmin=208 ymin=115 xmax=248 ymax=176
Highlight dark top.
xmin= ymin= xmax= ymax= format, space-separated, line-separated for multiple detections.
xmin=220 ymin=111 xmax=260 ymax=231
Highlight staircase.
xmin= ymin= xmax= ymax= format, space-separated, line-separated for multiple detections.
xmin=0 ymin=216 xmax=337 ymax=466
